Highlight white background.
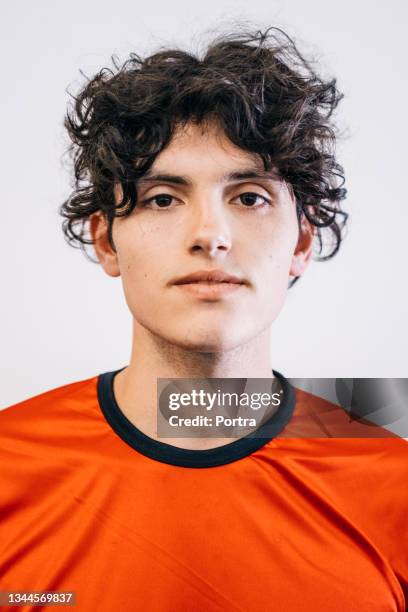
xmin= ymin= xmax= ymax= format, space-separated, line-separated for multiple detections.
xmin=1 ymin=0 xmax=407 ymax=407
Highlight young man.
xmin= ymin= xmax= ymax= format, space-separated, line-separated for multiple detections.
xmin=1 ymin=28 xmax=407 ymax=611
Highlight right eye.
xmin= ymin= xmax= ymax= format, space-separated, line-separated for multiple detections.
xmin=140 ymin=193 xmax=178 ymax=209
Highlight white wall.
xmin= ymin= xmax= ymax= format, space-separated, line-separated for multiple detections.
xmin=1 ymin=0 xmax=407 ymax=406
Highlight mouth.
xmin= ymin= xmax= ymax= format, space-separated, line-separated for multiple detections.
xmin=171 ymin=269 xmax=247 ymax=300
xmin=174 ymin=281 xmax=245 ymax=300
xmin=173 ymin=269 xmax=245 ymax=283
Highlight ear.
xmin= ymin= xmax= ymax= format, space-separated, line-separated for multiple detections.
xmin=289 ymin=214 xmax=314 ymax=278
xmin=89 ymin=212 xmax=121 ymax=277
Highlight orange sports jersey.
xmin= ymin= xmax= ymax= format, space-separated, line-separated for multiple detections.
xmin=1 ymin=367 xmax=407 ymax=612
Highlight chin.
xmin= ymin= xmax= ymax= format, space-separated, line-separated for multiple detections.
xmin=167 ymin=326 xmax=252 ymax=353
xmin=142 ymin=313 xmax=263 ymax=353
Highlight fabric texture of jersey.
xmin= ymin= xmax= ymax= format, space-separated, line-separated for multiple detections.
xmin=0 ymin=369 xmax=407 ymax=612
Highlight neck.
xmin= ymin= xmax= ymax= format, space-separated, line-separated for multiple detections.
xmin=113 ymin=319 xmax=274 ymax=449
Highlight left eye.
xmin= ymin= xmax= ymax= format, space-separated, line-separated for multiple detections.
xmin=236 ymin=192 xmax=270 ymax=207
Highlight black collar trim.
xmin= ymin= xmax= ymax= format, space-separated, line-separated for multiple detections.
xmin=97 ymin=367 xmax=296 ymax=468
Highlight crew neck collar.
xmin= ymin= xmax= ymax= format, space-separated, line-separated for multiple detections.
xmin=97 ymin=367 xmax=296 ymax=468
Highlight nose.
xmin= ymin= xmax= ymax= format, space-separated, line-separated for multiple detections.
xmin=188 ymin=199 xmax=232 ymax=257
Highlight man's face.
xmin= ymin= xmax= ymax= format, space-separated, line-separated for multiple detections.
xmin=96 ymin=121 xmax=312 ymax=352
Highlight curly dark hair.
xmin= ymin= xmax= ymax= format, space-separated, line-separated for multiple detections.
xmin=60 ymin=26 xmax=348 ymax=287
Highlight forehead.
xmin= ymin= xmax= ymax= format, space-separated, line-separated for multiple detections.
xmin=150 ymin=121 xmax=264 ymax=174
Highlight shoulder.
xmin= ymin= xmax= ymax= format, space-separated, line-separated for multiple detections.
xmin=0 ymin=372 xmax=108 ymax=488
xmin=0 ymin=375 xmax=98 ymax=416
xmin=0 ymin=373 xmax=105 ymax=519
xmin=284 ymin=385 xmax=403 ymax=439
xmin=0 ymin=373 xmax=100 ymax=447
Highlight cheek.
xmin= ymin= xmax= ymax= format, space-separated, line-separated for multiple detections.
xmin=253 ymin=218 xmax=299 ymax=276
xmin=114 ymin=226 xmax=160 ymax=303
xmin=248 ymin=221 xmax=298 ymax=320
xmin=117 ymin=220 xmax=165 ymax=272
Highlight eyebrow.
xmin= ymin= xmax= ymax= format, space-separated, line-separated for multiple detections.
xmin=137 ymin=168 xmax=276 ymax=187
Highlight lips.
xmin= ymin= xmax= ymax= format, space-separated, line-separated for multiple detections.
xmin=173 ymin=270 xmax=244 ymax=285
xmin=171 ymin=269 xmax=246 ymax=301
